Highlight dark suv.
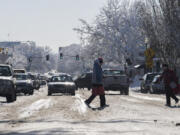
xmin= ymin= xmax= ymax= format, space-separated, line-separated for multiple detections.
xmin=0 ymin=64 xmax=16 ymax=102
xmin=74 ymin=72 xmax=92 ymax=90
xmin=103 ymin=69 xmax=129 ymax=95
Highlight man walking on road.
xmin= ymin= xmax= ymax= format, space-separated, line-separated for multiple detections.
xmin=85 ymin=58 xmax=108 ymax=109
xmin=158 ymin=64 xmax=179 ymax=107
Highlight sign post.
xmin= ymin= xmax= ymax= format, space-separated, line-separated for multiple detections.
xmin=144 ymin=48 xmax=155 ymax=72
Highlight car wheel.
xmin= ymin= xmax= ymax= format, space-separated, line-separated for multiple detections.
xmin=124 ymin=88 xmax=129 ymax=95
xmin=24 ymin=92 xmax=28 ymax=95
xmin=29 ymin=90 xmax=34 ymax=95
xmin=141 ymin=87 xmax=147 ymax=93
xmin=13 ymin=91 xmax=17 ymax=101
xmin=120 ymin=90 xmax=123 ymax=95
xmin=14 ymin=93 xmax=17 ymax=101
xmin=48 ymin=91 xmax=52 ymax=96
xmin=6 ymin=91 xmax=16 ymax=103
xmin=71 ymin=91 xmax=75 ymax=96
xmin=149 ymin=87 xmax=153 ymax=94
xmin=6 ymin=95 xmax=11 ymax=102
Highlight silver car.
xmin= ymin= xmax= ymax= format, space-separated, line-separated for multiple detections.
xmin=103 ymin=69 xmax=130 ymax=95
xmin=48 ymin=74 xmax=76 ymax=96
xmin=14 ymin=73 xmax=34 ymax=95
xmin=150 ymin=75 xmax=165 ymax=94
xmin=140 ymin=73 xmax=160 ymax=93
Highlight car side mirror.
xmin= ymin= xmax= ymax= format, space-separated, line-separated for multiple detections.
xmin=139 ymin=78 xmax=143 ymax=81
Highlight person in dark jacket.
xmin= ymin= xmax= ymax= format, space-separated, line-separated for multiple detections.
xmin=85 ymin=58 xmax=108 ymax=108
xmin=158 ymin=64 xmax=179 ymax=107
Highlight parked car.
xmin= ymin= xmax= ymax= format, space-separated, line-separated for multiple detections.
xmin=14 ymin=73 xmax=34 ymax=95
xmin=103 ymin=69 xmax=130 ymax=95
xmin=48 ymin=74 xmax=76 ymax=96
xmin=0 ymin=64 xmax=16 ymax=102
xmin=150 ymin=75 xmax=165 ymax=94
xmin=140 ymin=72 xmax=160 ymax=93
xmin=13 ymin=69 xmax=26 ymax=73
xmin=27 ymin=73 xmax=40 ymax=90
xmin=74 ymin=72 xmax=92 ymax=90
xmin=39 ymin=75 xmax=47 ymax=85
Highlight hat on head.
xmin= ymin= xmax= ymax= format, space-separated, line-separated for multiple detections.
xmin=98 ymin=57 xmax=103 ymax=64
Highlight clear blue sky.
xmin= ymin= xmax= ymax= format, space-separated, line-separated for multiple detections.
xmin=0 ymin=0 xmax=106 ymax=53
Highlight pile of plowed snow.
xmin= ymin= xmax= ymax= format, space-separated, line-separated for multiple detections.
xmin=19 ymin=99 xmax=54 ymax=118
xmin=71 ymin=94 xmax=87 ymax=115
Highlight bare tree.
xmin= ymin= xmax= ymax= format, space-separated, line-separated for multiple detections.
xmin=74 ymin=0 xmax=145 ymax=68
xmin=138 ymin=0 xmax=180 ymax=68
xmin=11 ymin=42 xmax=57 ymax=73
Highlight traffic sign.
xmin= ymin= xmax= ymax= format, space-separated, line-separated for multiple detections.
xmin=145 ymin=48 xmax=155 ymax=69
xmin=146 ymin=59 xmax=153 ymax=68
xmin=145 ymin=48 xmax=155 ymax=59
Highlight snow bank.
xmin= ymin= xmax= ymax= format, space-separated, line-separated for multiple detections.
xmin=71 ymin=94 xmax=87 ymax=115
xmin=120 ymin=96 xmax=141 ymax=103
xmin=19 ymin=99 xmax=54 ymax=118
xmin=131 ymin=94 xmax=164 ymax=102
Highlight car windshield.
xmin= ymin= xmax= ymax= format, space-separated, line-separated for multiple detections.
xmin=146 ymin=74 xmax=158 ymax=82
xmin=103 ymin=70 xmax=125 ymax=76
xmin=28 ymin=74 xmax=36 ymax=80
xmin=152 ymin=75 xmax=160 ymax=83
xmin=0 ymin=66 xmax=12 ymax=76
xmin=14 ymin=70 xmax=25 ymax=73
xmin=14 ymin=74 xmax=27 ymax=80
xmin=51 ymin=75 xmax=73 ymax=82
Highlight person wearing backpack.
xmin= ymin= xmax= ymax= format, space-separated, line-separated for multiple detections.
xmin=158 ymin=64 xmax=179 ymax=107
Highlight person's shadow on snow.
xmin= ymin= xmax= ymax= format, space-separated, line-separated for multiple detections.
xmin=169 ymin=105 xmax=180 ymax=108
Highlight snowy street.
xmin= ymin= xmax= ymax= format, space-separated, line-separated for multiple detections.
xmin=0 ymin=0 xmax=179 ymax=134
xmin=0 ymin=86 xmax=180 ymax=135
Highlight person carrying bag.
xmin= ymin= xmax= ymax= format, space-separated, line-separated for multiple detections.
xmin=158 ymin=64 xmax=179 ymax=107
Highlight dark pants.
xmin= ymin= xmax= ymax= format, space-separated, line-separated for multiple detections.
xmin=165 ymin=86 xmax=178 ymax=106
xmin=85 ymin=94 xmax=106 ymax=107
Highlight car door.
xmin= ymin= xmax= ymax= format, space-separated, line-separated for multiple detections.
xmin=77 ymin=74 xmax=87 ymax=88
xmin=85 ymin=73 xmax=92 ymax=89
